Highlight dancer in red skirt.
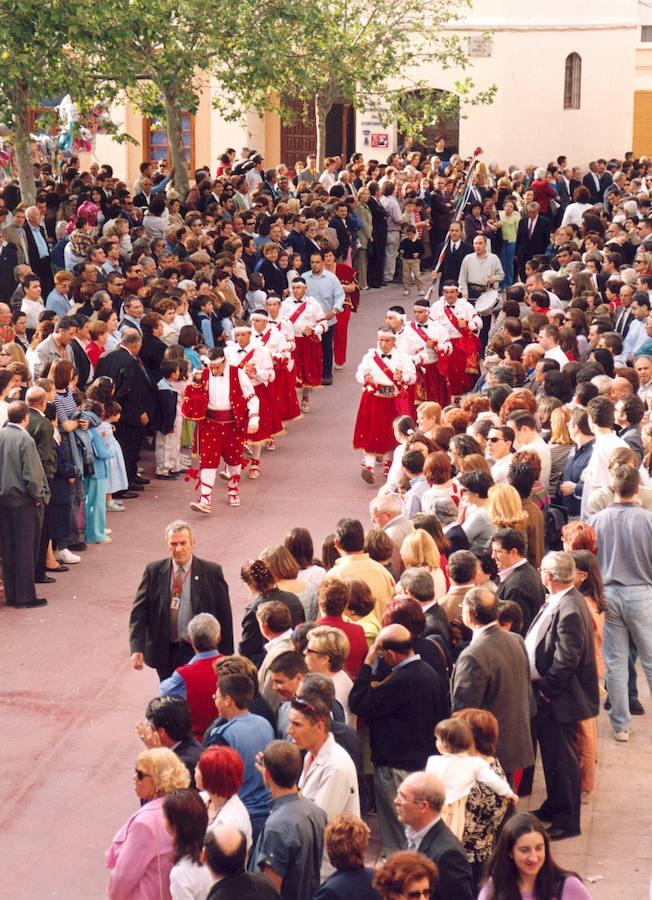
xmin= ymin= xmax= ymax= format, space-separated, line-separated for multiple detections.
xmin=400 ymin=298 xmax=452 ymax=406
xmin=353 ymin=327 xmax=417 ymax=484
xmin=225 ymin=325 xmax=276 ymax=480
xmin=430 ymin=282 xmax=482 ymax=398
xmin=280 ymin=278 xmax=325 ymax=413
xmin=264 ymin=295 xmax=302 ymax=426
xmin=323 ymin=248 xmax=359 ymax=369
xmin=182 ymin=348 xmax=259 ymax=512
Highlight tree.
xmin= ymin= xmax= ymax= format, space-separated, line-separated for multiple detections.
xmin=0 ymin=0 xmax=113 ymax=204
xmin=213 ymin=0 xmax=496 ymax=166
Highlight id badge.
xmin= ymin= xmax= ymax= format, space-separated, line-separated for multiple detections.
xmin=170 ymin=595 xmax=181 ymax=611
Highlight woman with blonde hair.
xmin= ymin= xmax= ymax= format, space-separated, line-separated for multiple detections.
xmin=416 ymin=401 xmax=441 ymax=440
xmin=400 ymin=529 xmax=447 ymax=599
xmin=260 ymin=544 xmax=318 ymax=620
xmin=106 ymin=747 xmax=190 ymax=900
xmin=304 ymin=624 xmax=354 ymax=724
xmin=548 ymin=406 xmax=574 ymax=496
xmin=487 ymin=483 xmax=527 ymax=532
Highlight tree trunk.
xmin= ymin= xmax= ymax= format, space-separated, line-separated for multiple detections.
xmin=315 ymin=94 xmax=327 ymax=171
xmin=12 ymin=89 xmax=36 ymax=207
xmin=162 ymin=84 xmax=190 ymax=199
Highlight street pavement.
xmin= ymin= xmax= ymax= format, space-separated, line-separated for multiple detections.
xmin=0 ymin=283 xmax=649 ymax=898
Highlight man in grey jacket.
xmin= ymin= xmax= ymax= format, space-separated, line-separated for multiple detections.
xmin=0 ymin=401 xmax=50 ymax=608
xmin=452 ymin=587 xmax=534 ymax=778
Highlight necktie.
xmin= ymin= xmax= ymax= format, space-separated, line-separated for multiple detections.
xmin=170 ymin=565 xmax=185 ymax=642
xmin=529 ymin=219 xmax=534 ymax=238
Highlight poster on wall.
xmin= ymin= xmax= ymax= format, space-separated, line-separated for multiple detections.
xmin=370 ymin=133 xmax=389 ymax=148
xmin=358 ymin=108 xmax=396 ymax=156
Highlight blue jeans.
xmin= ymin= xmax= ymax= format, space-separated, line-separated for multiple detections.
xmin=500 ymin=242 xmax=516 ymax=288
xmin=603 ymin=584 xmax=652 ymax=733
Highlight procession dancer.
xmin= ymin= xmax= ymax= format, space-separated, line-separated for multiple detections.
xmin=250 ymin=309 xmax=290 ymax=449
xmin=265 ymin=295 xmax=302 ymax=426
xmin=353 ymin=327 xmax=416 ymax=485
xmin=182 ymin=347 xmax=259 ymax=512
xmin=404 ymin=298 xmax=453 ymax=406
xmin=430 ymin=281 xmax=482 ymax=399
xmin=323 ymin=247 xmax=359 ymax=369
xmin=224 ymin=325 xmax=276 ymax=480
xmin=385 ymin=306 xmax=417 ymax=409
xmin=280 ymin=278 xmax=326 ymax=414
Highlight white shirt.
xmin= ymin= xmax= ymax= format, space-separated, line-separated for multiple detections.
xmin=355 ymin=347 xmax=417 ymax=390
xmin=430 ymin=298 xmax=482 ymax=337
xmin=224 ymin=341 xmax=274 ymax=387
xmin=207 ymin=365 xmax=258 ymax=417
xmin=524 ymin=587 xmax=573 ymax=679
xmin=169 ymin=857 xmax=213 ymax=900
xmin=544 ymin=344 xmax=570 ymax=370
xmin=517 ymin=434 xmax=551 ymax=492
xmin=298 ymin=733 xmax=360 ymax=822
xmin=490 ymin=453 xmax=513 ymax=484
xmin=580 ymin=430 xmax=628 ymax=518
xmin=425 ymin=752 xmax=513 ymax=803
xmin=405 ymin=816 xmax=441 ymax=850
xmin=206 ymin=793 xmax=253 ymax=852
xmin=401 ymin=319 xmax=452 ymax=365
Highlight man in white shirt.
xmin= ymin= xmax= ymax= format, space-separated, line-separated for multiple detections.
xmin=538 ymin=324 xmax=569 ymax=369
xmin=487 ymin=425 xmax=515 ymax=484
xmin=634 ymin=355 xmax=652 ymax=405
xmin=579 ymin=396 xmax=628 ymax=519
xmin=505 ymin=411 xmax=552 ymax=493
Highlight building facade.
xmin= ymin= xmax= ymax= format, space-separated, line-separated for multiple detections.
xmin=91 ymin=0 xmax=648 ymax=182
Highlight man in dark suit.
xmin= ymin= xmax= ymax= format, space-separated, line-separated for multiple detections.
xmin=95 ymin=329 xmax=158 ymax=491
xmin=582 ymin=162 xmax=604 ymax=204
xmin=141 ymin=696 xmax=203 ymax=786
xmin=525 ymin=552 xmax=599 ymax=840
xmin=0 ymin=233 xmax=19 ymax=300
xmin=349 ymin=624 xmax=447 ymax=856
xmin=26 ymin=387 xmax=58 ymax=585
xmin=130 ymin=520 xmax=234 ymax=680
xmin=432 ymin=221 xmax=472 ymax=287
xmin=23 ymin=206 xmax=54 ymax=295
xmin=515 ymin=202 xmax=550 ymax=280
xmin=493 ymin=528 xmax=546 ymax=632
xmin=396 ymin=771 xmax=473 ymax=900
xmin=452 ymin=587 xmax=534 ymax=777
xmin=69 ymin=315 xmax=92 ymax=390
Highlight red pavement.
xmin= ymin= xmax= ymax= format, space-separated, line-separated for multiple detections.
xmin=0 ymin=285 xmax=391 ymax=898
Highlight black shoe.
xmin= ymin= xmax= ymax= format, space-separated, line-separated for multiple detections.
xmin=68 ymin=542 xmax=87 ymax=552
xmin=155 ymin=472 xmax=176 ymax=480
xmin=630 ymin=699 xmax=645 ymax=715
xmin=35 ymin=576 xmax=56 ymax=584
xmin=530 ymin=806 xmax=552 ymax=822
xmin=14 ymin=598 xmax=48 ymax=608
xmin=128 ymin=483 xmax=145 ymax=492
xmin=321 ymin=377 xmax=333 ymax=386
xmin=113 ymin=490 xmax=140 ymax=499
xmin=134 ymin=475 xmax=150 ymax=485
xmin=548 ymin=828 xmax=580 ymax=842
xmin=604 ymin=697 xmax=611 ymax=710
xmin=46 ymin=565 xmax=69 ymax=573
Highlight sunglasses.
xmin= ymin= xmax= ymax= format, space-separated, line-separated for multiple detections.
xmin=291 ymin=696 xmax=319 ymax=715
xmin=487 ymin=436 xmax=503 ymax=443
xmin=135 ymin=769 xmax=148 ymax=780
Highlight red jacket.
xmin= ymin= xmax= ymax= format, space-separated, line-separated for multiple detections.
xmin=177 ymin=652 xmax=222 ymax=740
xmin=316 ymin=615 xmax=369 ymax=678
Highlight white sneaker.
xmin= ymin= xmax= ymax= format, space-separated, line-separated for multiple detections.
xmin=614 ymin=729 xmax=630 ymax=742
xmin=190 ymin=500 xmax=211 ymax=515
xmin=56 ymin=549 xmax=81 ymax=564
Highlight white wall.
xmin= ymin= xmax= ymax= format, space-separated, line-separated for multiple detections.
xmin=356 ymin=0 xmax=640 ymax=168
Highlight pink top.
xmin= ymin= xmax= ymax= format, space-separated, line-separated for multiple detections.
xmin=106 ymin=797 xmax=174 ymax=900
xmin=478 ymin=875 xmax=592 ymax=900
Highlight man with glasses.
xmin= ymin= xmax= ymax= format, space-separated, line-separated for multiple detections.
xmin=487 ymin=425 xmax=515 ymax=484
xmin=395 ymin=771 xmax=473 ymax=900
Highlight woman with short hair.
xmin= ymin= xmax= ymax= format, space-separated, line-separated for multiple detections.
xmin=106 ymin=748 xmax=190 ymax=900
xmin=374 ymin=850 xmax=439 ymax=900
xmin=313 ymin=814 xmax=379 ymax=900
xmin=195 ymin=745 xmax=252 ymax=852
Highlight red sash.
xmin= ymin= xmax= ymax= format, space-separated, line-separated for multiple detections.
xmin=289 ymin=301 xmax=307 ymax=324
xmin=444 ymin=304 xmax=481 ymax=373
xmin=236 ymin=348 xmax=256 ymax=369
xmin=373 ymin=352 xmax=402 ymax=387
xmin=259 ymin=329 xmax=272 ymax=344
xmin=412 ymin=322 xmax=449 ymax=374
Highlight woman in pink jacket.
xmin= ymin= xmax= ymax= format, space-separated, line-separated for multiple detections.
xmin=106 ymin=748 xmax=190 ymax=900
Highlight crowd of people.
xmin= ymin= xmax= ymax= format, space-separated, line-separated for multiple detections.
xmin=1 ymin=142 xmax=652 ymax=899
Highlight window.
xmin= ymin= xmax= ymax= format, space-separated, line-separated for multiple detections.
xmin=641 ymin=26 xmax=652 ymax=42
xmin=143 ymin=112 xmax=194 ymax=169
xmin=563 ymin=53 xmax=581 ymax=110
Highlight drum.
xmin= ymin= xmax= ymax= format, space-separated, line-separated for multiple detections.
xmin=475 ymin=288 xmax=500 ymax=315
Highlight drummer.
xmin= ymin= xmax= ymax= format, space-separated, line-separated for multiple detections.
xmin=457 ymin=234 xmax=504 ymax=346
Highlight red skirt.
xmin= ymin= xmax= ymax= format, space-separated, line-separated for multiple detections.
xmin=293 ymin=335 xmax=323 ymax=387
xmin=353 ymin=390 xmax=401 ymax=453
xmin=334 ymin=305 xmax=351 ymax=367
xmin=275 ymin=362 xmax=301 ymax=422
xmin=448 ymin=343 xmax=479 ymax=396
xmin=416 ymin=362 xmax=450 ymax=406
xmin=248 ymin=383 xmax=277 ymax=442
xmin=194 ymin=418 xmax=245 ymax=467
